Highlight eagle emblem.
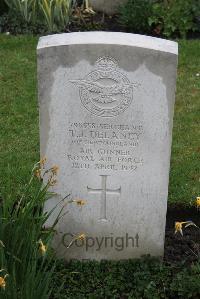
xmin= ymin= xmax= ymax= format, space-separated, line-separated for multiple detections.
xmin=70 ymin=57 xmax=139 ymax=117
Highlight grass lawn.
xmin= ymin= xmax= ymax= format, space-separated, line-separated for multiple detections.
xmin=0 ymin=35 xmax=199 ymax=205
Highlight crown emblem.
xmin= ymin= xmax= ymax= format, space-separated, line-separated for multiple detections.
xmin=95 ymin=57 xmax=117 ymax=72
xmin=70 ymin=56 xmax=139 ymax=118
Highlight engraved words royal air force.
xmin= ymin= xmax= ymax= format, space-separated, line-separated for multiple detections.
xmin=70 ymin=57 xmax=139 ymax=118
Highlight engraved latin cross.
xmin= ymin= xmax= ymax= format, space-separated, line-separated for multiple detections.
xmin=87 ymin=175 xmax=121 ymax=221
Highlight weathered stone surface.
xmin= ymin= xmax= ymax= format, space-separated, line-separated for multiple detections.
xmin=37 ymin=32 xmax=178 ymax=260
xmin=90 ymin=0 xmax=126 ymax=14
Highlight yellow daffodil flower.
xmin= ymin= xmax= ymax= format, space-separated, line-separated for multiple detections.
xmin=40 ymin=157 xmax=47 ymax=168
xmin=196 ymin=197 xmax=200 ymax=209
xmin=49 ymin=178 xmax=57 ymax=186
xmin=0 ymin=277 xmax=6 ymax=290
xmin=73 ymin=199 xmax=87 ymax=206
xmin=0 ymin=271 xmax=8 ymax=291
xmin=51 ymin=165 xmax=59 ymax=176
xmin=34 ymin=169 xmax=41 ymax=179
xmin=38 ymin=239 xmax=47 ymax=256
xmin=76 ymin=233 xmax=86 ymax=241
xmin=65 ymin=233 xmax=86 ymax=248
xmin=175 ymin=221 xmax=197 ymax=236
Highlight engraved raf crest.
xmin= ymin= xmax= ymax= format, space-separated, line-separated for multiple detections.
xmin=70 ymin=57 xmax=139 ymax=117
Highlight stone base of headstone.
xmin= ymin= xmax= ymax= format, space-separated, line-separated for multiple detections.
xmin=90 ymin=0 xmax=127 ymax=15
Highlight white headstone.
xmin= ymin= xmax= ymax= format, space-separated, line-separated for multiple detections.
xmin=37 ymin=32 xmax=178 ymax=260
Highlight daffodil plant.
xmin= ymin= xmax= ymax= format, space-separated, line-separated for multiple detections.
xmin=0 ymin=158 xmax=65 ymax=298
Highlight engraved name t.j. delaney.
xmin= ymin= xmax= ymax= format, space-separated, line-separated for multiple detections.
xmin=70 ymin=57 xmax=139 ymax=117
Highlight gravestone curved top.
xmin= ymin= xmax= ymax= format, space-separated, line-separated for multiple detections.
xmin=37 ymin=32 xmax=178 ymax=55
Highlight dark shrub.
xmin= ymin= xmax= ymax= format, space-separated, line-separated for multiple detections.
xmin=0 ymin=0 xmax=8 ymax=16
xmin=119 ymin=0 xmax=153 ymax=34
